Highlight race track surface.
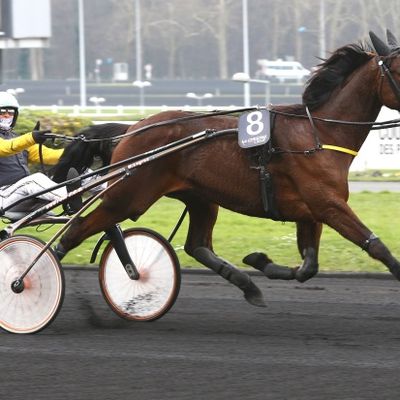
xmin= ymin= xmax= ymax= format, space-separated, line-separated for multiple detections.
xmin=1 ymin=268 xmax=400 ymax=400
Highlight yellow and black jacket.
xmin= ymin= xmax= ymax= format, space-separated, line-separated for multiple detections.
xmin=0 ymin=129 xmax=64 ymax=186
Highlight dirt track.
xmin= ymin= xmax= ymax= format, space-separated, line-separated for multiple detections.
xmin=1 ymin=269 xmax=400 ymax=400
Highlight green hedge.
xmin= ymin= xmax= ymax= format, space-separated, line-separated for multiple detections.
xmin=14 ymin=110 xmax=92 ymax=145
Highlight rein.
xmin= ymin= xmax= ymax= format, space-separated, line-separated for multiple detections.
xmin=269 ymin=108 xmax=400 ymax=130
xmin=43 ymin=107 xmax=260 ymax=144
xmin=45 ymin=103 xmax=400 ymax=147
xmin=1 ymin=128 xmax=235 ymax=214
xmin=41 ymin=105 xmax=399 ymax=161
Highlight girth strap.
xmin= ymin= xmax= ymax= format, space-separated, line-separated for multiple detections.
xmin=256 ymin=112 xmax=281 ymax=220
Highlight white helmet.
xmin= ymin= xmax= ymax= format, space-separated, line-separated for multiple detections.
xmin=0 ymin=91 xmax=19 ymax=127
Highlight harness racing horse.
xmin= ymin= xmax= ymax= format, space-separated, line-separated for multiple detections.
xmin=56 ymin=31 xmax=400 ymax=307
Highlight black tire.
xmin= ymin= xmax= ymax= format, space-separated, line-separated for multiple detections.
xmin=0 ymin=235 xmax=65 ymax=334
xmin=99 ymin=228 xmax=180 ymax=321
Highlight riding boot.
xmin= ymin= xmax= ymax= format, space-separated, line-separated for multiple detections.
xmin=81 ymin=168 xmax=107 ymax=194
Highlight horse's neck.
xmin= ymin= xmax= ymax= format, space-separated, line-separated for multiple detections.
xmin=316 ymin=61 xmax=382 ymax=152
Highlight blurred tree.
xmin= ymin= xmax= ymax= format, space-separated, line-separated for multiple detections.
xmin=44 ymin=0 xmax=79 ymax=79
xmin=3 ymin=0 xmax=400 ymax=81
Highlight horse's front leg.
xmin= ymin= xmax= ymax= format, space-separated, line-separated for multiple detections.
xmin=242 ymin=221 xmax=322 ymax=282
xmin=319 ymin=200 xmax=400 ymax=279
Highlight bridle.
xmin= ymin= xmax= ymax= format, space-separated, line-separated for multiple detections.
xmin=377 ymin=55 xmax=400 ymax=106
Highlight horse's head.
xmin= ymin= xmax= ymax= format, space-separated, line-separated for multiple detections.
xmin=370 ymin=29 xmax=400 ymax=111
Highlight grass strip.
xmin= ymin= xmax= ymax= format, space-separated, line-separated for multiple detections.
xmin=2 ymin=192 xmax=398 ymax=273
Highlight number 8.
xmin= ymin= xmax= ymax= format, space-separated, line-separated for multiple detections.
xmin=246 ymin=111 xmax=264 ymax=136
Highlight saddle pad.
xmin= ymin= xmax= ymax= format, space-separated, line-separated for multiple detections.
xmin=238 ymin=109 xmax=270 ymax=148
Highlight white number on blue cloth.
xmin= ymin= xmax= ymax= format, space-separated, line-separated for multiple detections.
xmin=238 ymin=109 xmax=270 ymax=148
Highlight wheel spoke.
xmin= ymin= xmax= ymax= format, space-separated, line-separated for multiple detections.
xmin=0 ymin=236 xmax=64 ymax=334
xmin=99 ymin=228 xmax=180 ymax=321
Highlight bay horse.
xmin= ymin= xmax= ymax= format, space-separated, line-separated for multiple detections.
xmin=56 ymin=30 xmax=400 ymax=307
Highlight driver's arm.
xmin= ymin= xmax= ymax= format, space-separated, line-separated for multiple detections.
xmin=27 ymin=144 xmax=64 ymax=165
xmin=0 ymin=132 xmax=36 ymax=156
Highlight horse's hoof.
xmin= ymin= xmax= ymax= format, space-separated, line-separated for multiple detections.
xmin=53 ymin=243 xmax=66 ymax=261
xmin=295 ymin=266 xmax=313 ymax=283
xmin=294 ymin=258 xmax=319 ymax=282
xmin=243 ymin=281 xmax=266 ymax=308
xmin=242 ymin=252 xmax=273 ymax=271
xmin=388 ymin=263 xmax=400 ymax=281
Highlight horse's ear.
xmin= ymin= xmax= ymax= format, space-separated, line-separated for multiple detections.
xmin=386 ymin=29 xmax=399 ymax=48
xmin=369 ymin=31 xmax=391 ymax=56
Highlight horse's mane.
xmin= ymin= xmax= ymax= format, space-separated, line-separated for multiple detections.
xmin=50 ymin=123 xmax=129 ymax=183
xmin=302 ymin=42 xmax=374 ymax=110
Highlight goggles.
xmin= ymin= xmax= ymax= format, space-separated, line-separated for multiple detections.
xmin=0 ymin=108 xmax=15 ymax=115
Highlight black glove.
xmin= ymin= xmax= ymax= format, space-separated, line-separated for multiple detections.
xmin=32 ymin=121 xmax=51 ymax=144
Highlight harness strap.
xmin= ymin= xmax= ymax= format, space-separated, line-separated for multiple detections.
xmin=257 ymin=112 xmax=281 ymax=220
xmin=321 ymin=144 xmax=358 ymax=156
xmin=362 ymin=233 xmax=379 ymax=251
xmin=305 ymin=107 xmax=358 ymax=157
xmin=305 ymin=106 xmax=321 ymax=149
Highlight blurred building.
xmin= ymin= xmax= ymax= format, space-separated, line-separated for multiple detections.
xmin=0 ymin=0 xmax=51 ymax=80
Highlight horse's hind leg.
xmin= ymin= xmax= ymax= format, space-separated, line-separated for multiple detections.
xmin=183 ymin=197 xmax=266 ymax=308
xmin=56 ymin=201 xmax=131 ymax=258
xmin=294 ymin=221 xmax=322 ymax=282
xmin=242 ymin=221 xmax=322 ymax=283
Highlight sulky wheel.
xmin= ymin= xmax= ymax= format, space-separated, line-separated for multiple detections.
xmin=0 ymin=235 xmax=65 ymax=334
xmin=99 ymin=228 xmax=180 ymax=321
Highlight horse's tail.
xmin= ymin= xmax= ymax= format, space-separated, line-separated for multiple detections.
xmin=50 ymin=123 xmax=129 ymax=183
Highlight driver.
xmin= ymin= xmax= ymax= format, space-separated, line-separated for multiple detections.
xmin=0 ymin=91 xmax=80 ymax=213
